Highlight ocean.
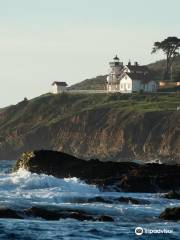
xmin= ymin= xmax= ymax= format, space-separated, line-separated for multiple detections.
xmin=0 ymin=160 xmax=179 ymax=240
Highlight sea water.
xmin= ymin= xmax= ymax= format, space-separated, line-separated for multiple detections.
xmin=0 ymin=160 xmax=179 ymax=240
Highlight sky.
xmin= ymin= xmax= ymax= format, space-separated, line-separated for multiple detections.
xmin=0 ymin=0 xmax=179 ymax=107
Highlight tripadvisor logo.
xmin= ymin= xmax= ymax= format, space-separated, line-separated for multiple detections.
xmin=135 ymin=227 xmax=143 ymax=236
xmin=135 ymin=227 xmax=173 ymax=235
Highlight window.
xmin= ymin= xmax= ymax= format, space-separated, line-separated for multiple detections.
xmin=152 ymin=84 xmax=156 ymax=92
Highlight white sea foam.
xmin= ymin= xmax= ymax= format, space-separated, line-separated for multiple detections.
xmin=0 ymin=168 xmax=100 ymax=191
xmin=0 ymin=165 xmax=179 ymax=219
xmin=0 ymin=168 xmax=101 ymax=208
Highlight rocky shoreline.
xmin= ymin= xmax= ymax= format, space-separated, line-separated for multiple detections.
xmin=13 ymin=150 xmax=180 ymax=193
xmin=0 ymin=207 xmax=114 ymax=222
xmin=1 ymin=206 xmax=180 ymax=221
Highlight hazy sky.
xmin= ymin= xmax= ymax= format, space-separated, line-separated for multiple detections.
xmin=0 ymin=0 xmax=179 ymax=107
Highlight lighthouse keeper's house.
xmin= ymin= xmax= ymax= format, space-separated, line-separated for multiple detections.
xmin=107 ymin=56 xmax=157 ymax=93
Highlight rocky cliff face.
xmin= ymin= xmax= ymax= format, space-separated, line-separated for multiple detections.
xmin=52 ymin=109 xmax=180 ymax=163
xmin=0 ymin=93 xmax=179 ymax=163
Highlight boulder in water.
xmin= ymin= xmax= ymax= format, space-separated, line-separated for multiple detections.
xmin=25 ymin=207 xmax=114 ymax=222
xmin=0 ymin=208 xmax=23 ymax=219
xmin=160 ymin=207 xmax=180 ymax=221
xmin=116 ymin=197 xmax=150 ymax=205
xmin=162 ymin=191 xmax=180 ymax=200
xmin=97 ymin=215 xmax=114 ymax=222
xmin=25 ymin=207 xmax=63 ymax=220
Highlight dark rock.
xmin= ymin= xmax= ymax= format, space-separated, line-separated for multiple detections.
xmin=116 ymin=197 xmax=150 ymax=205
xmin=0 ymin=208 xmax=22 ymax=219
xmin=65 ymin=196 xmax=150 ymax=205
xmin=25 ymin=207 xmax=86 ymax=221
xmin=25 ymin=207 xmax=62 ymax=220
xmin=13 ymin=150 xmax=137 ymax=183
xmin=97 ymin=215 xmax=114 ymax=222
xmin=71 ymin=196 xmax=112 ymax=204
xmin=87 ymin=196 xmax=112 ymax=204
xmin=25 ymin=207 xmax=113 ymax=222
xmin=87 ymin=196 xmax=150 ymax=204
xmin=119 ymin=163 xmax=180 ymax=193
xmin=0 ymin=206 xmax=114 ymax=222
xmin=162 ymin=191 xmax=180 ymax=200
xmin=13 ymin=150 xmax=180 ymax=193
xmin=68 ymin=212 xmax=94 ymax=221
xmin=160 ymin=207 xmax=180 ymax=221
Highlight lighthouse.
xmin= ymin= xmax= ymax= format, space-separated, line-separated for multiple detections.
xmin=107 ymin=55 xmax=123 ymax=92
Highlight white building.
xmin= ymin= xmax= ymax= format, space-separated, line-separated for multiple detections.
xmin=52 ymin=81 xmax=68 ymax=94
xmin=107 ymin=56 xmax=157 ymax=93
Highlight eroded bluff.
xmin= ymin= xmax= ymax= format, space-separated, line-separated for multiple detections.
xmin=0 ymin=106 xmax=179 ymax=163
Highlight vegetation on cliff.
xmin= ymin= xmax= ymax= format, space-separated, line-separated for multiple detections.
xmin=0 ymin=93 xmax=179 ymax=161
xmin=151 ymin=37 xmax=180 ymax=80
xmin=69 ymin=75 xmax=107 ymax=90
xmin=148 ymin=55 xmax=180 ymax=81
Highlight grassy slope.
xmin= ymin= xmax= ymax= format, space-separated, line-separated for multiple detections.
xmin=68 ymin=75 xmax=107 ymax=90
xmin=0 ymin=93 xmax=179 ymax=136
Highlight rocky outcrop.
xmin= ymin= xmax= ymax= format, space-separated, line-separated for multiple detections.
xmin=66 ymin=196 xmax=150 ymax=205
xmin=13 ymin=150 xmax=137 ymax=183
xmin=0 ymin=208 xmax=23 ymax=219
xmin=0 ymin=207 xmax=114 ymax=222
xmin=25 ymin=207 xmax=114 ymax=222
xmin=13 ymin=150 xmax=180 ymax=193
xmin=162 ymin=191 xmax=180 ymax=200
xmin=118 ymin=164 xmax=180 ymax=192
xmin=160 ymin=207 xmax=180 ymax=221
xmin=0 ymin=94 xmax=179 ymax=163
xmin=116 ymin=197 xmax=150 ymax=205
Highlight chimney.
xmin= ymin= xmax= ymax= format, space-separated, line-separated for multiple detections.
xmin=134 ymin=61 xmax=138 ymax=66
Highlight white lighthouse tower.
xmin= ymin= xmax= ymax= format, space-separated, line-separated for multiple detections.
xmin=107 ymin=55 xmax=123 ymax=92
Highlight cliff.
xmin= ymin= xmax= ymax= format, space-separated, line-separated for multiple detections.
xmin=0 ymin=93 xmax=180 ymax=163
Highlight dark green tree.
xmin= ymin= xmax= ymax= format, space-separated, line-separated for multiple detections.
xmin=152 ymin=37 xmax=180 ymax=80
